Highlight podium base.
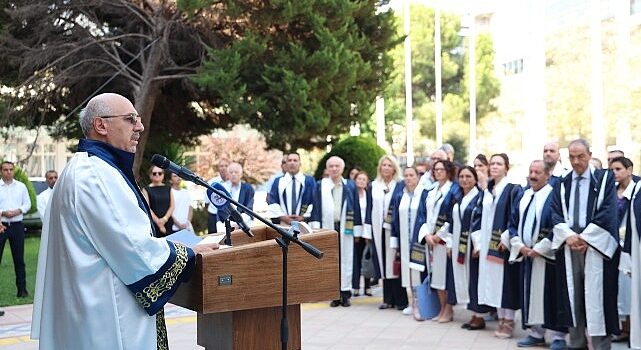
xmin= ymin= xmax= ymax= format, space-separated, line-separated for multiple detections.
xmin=197 ymin=304 xmax=302 ymax=350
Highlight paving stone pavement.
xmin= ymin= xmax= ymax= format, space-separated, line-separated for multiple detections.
xmin=0 ymin=289 xmax=630 ymax=349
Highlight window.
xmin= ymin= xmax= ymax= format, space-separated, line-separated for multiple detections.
xmin=502 ymin=58 xmax=524 ymax=76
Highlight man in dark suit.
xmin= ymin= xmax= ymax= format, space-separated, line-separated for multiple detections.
xmin=550 ymin=139 xmax=620 ymax=350
xmin=217 ymin=162 xmax=255 ymax=230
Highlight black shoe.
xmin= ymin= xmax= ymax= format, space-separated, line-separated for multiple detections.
xmin=341 ymin=298 xmax=351 ymax=307
xmin=0 ymin=310 xmax=4 ymax=316
xmin=364 ymin=289 xmax=373 ymax=296
xmin=17 ymin=289 xmax=28 ymax=298
xmin=396 ymin=305 xmax=407 ymax=311
xmin=378 ymin=303 xmax=393 ymax=310
xmin=330 ymin=300 xmax=341 ymax=307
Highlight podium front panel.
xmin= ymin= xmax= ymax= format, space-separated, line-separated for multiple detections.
xmin=171 ymin=227 xmax=340 ymax=314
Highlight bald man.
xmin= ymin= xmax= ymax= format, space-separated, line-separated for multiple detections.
xmin=31 ymin=93 xmax=219 ymax=350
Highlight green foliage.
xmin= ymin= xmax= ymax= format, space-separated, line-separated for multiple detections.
xmin=139 ymin=141 xmax=195 ymax=185
xmin=313 ymin=136 xmax=386 ymax=180
xmin=194 ymin=0 xmax=400 ymax=150
xmin=445 ymin=135 xmax=467 ymax=164
xmin=191 ymin=203 xmax=209 ymax=236
xmin=362 ymin=4 xmax=499 ymax=154
xmin=0 ymin=236 xmax=39 ymax=306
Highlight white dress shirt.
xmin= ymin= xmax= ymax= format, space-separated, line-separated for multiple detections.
xmin=569 ymin=168 xmax=591 ymax=230
xmin=37 ymin=187 xmax=53 ymax=219
xmin=0 ymin=179 xmax=31 ymax=222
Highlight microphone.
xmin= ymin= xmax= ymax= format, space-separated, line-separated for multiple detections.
xmin=206 ymin=183 xmax=254 ymax=237
xmin=152 ymin=154 xmax=253 ymax=237
xmin=151 ymin=154 xmax=198 ymax=182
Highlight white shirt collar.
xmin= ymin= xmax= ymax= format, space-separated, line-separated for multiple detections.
xmin=572 ymin=165 xmax=592 ymax=181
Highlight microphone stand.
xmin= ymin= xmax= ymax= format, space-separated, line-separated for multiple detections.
xmin=223 ymin=216 xmax=233 ymax=246
xmin=167 ymin=169 xmax=323 ymax=350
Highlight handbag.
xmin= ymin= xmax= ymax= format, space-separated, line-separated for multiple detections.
xmin=360 ymin=243 xmax=375 ymax=279
xmin=415 ymin=275 xmax=440 ymax=320
xmin=392 ymin=256 xmax=401 ymax=276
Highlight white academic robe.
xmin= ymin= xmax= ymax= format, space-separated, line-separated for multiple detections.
xmin=617 ymin=181 xmax=635 ymax=317
xmin=32 ymin=151 xmax=194 ymax=350
xmin=396 ymin=185 xmax=424 ymax=287
xmin=363 ymin=179 xmax=399 ymax=278
xmin=472 ymin=177 xmax=513 ymax=308
xmin=418 ymin=181 xmax=453 ymax=290
xmin=623 ymin=183 xmax=641 ymax=349
xmin=509 ymin=185 xmax=555 ymax=326
xmin=36 ymin=187 xmax=53 ymax=220
xmin=551 ymin=167 xmax=620 ymax=337
xmin=310 ymin=177 xmax=362 ymax=292
xmin=451 ymin=186 xmax=480 ymax=303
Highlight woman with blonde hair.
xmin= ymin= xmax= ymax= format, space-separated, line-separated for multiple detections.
xmin=363 ymin=155 xmax=407 ymax=310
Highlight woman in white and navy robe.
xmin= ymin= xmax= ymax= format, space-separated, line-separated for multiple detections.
xmin=418 ymin=160 xmax=460 ymax=322
xmin=449 ymin=166 xmax=491 ymax=330
xmin=391 ymin=166 xmax=429 ymax=316
xmin=472 ymin=153 xmax=522 ymax=338
xmin=363 ymin=155 xmax=407 ymax=310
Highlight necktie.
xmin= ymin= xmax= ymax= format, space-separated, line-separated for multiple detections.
xmin=522 ymin=194 xmax=537 ymax=247
xmin=407 ymin=191 xmax=414 ymax=245
xmin=291 ymin=178 xmax=297 ymax=216
xmin=572 ymin=176 xmax=583 ymax=232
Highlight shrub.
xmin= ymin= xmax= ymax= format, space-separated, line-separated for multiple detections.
xmin=313 ymin=136 xmax=386 ymax=180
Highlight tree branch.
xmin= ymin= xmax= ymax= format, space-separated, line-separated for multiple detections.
xmin=151 ymin=73 xmax=195 ymax=82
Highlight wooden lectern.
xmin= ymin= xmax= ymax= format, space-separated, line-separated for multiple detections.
xmin=171 ymin=226 xmax=339 ymax=350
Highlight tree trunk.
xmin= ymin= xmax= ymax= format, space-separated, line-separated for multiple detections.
xmin=132 ymin=24 xmax=166 ymax=178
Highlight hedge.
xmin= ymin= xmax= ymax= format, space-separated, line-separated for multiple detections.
xmin=313 ymin=136 xmax=386 ymax=180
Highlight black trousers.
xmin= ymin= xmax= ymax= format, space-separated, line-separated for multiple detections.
xmin=0 ymin=221 xmax=26 ymax=292
xmin=207 ymin=214 xmax=218 ymax=234
xmin=383 ymin=278 xmax=408 ymax=308
xmin=352 ymin=238 xmax=372 ymax=291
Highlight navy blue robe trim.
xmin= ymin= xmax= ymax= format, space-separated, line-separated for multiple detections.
xmin=550 ymin=169 xmax=620 ymax=335
xmin=78 ymin=138 xmax=157 ymax=237
xmin=127 ymin=241 xmax=196 ymax=316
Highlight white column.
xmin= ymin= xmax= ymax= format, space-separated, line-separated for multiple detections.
xmin=589 ymin=0 xmax=605 ymax=160
xmin=404 ymin=0 xmax=414 ymax=166
xmin=523 ymin=0 xmax=547 ymax=163
xmin=615 ymin=0 xmax=631 ymax=153
xmin=435 ymin=5 xmax=443 ymax=147
xmin=468 ymin=6 xmax=477 ymax=164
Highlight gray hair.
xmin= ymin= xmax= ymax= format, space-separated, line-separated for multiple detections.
xmin=79 ymin=95 xmax=116 ymax=137
xmin=568 ymin=138 xmax=591 ymax=153
xmin=326 ymin=156 xmax=345 ymax=169
xmin=439 ymin=143 xmax=455 ymax=156
xmin=530 ymin=160 xmax=549 ymax=175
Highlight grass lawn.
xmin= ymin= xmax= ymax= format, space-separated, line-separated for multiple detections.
xmin=0 ymin=236 xmax=39 ymax=307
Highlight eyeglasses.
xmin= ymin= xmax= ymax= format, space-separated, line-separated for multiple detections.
xmin=151 ymin=172 xmax=163 ymax=176
xmin=98 ymin=113 xmax=140 ymax=126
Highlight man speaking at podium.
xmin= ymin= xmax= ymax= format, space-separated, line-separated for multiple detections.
xmin=31 ymin=93 xmax=219 ymax=350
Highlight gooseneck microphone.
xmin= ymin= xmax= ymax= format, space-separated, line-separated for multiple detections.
xmin=206 ymin=182 xmax=253 ymax=236
xmin=151 ymin=154 xmax=253 ymax=237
